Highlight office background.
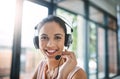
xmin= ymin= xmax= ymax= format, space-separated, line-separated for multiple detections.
xmin=0 ymin=0 xmax=120 ymax=79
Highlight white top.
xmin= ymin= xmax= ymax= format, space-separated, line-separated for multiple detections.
xmin=36 ymin=60 xmax=81 ymax=79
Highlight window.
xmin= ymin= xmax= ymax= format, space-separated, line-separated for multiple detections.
xmin=0 ymin=0 xmax=16 ymax=79
xmin=98 ymin=27 xmax=105 ymax=79
xmin=107 ymin=17 xmax=117 ymax=30
xmin=108 ymin=30 xmax=117 ymax=77
xmin=89 ymin=6 xmax=104 ymax=24
xmin=57 ymin=0 xmax=84 ymax=16
xmin=88 ymin=22 xmax=97 ymax=79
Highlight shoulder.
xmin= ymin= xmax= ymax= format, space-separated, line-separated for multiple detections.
xmin=32 ymin=60 xmax=46 ymax=79
xmin=72 ymin=68 xmax=87 ymax=79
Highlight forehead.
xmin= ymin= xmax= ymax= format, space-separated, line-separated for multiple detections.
xmin=39 ymin=21 xmax=65 ymax=35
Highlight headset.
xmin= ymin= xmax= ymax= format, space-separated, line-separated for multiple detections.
xmin=33 ymin=15 xmax=73 ymax=49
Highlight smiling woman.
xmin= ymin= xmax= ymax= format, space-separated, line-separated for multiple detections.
xmin=32 ymin=15 xmax=87 ymax=79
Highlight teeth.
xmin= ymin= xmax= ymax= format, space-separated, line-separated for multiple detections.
xmin=47 ymin=50 xmax=56 ymax=53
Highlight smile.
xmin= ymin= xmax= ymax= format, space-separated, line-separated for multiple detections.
xmin=45 ymin=49 xmax=58 ymax=55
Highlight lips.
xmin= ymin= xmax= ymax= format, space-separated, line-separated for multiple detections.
xmin=45 ymin=49 xmax=58 ymax=55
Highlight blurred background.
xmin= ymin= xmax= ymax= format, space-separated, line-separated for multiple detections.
xmin=0 ymin=0 xmax=120 ymax=79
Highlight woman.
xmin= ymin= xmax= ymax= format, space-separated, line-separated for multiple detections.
xmin=32 ymin=15 xmax=87 ymax=79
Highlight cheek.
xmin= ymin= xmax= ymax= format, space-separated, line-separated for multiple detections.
xmin=39 ymin=41 xmax=46 ymax=49
xmin=59 ymin=40 xmax=65 ymax=49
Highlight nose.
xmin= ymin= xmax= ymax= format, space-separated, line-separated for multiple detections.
xmin=46 ymin=39 xmax=55 ymax=48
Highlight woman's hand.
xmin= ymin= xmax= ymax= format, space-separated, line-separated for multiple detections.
xmin=57 ymin=50 xmax=77 ymax=79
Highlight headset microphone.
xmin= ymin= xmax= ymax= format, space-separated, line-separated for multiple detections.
xmin=55 ymin=55 xmax=61 ymax=60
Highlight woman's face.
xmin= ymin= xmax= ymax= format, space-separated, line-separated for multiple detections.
xmin=38 ymin=21 xmax=65 ymax=59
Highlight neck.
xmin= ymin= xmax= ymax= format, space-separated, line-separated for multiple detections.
xmin=46 ymin=58 xmax=63 ymax=71
xmin=45 ymin=58 xmax=63 ymax=79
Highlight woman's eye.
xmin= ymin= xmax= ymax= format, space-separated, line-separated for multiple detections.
xmin=55 ymin=36 xmax=61 ymax=40
xmin=40 ymin=36 xmax=48 ymax=40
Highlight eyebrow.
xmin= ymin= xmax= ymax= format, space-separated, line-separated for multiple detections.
xmin=40 ymin=33 xmax=64 ymax=37
xmin=40 ymin=34 xmax=48 ymax=36
xmin=54 ymin=33 xmax=64 ymax=37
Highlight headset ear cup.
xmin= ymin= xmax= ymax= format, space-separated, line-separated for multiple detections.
xmin=65 ymin=36 xmax=67 ymax=47
xmin=65 ymin=34 xmax=72 ymax=48
xmin=33 ymin=36 xmax=39 ymax=49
